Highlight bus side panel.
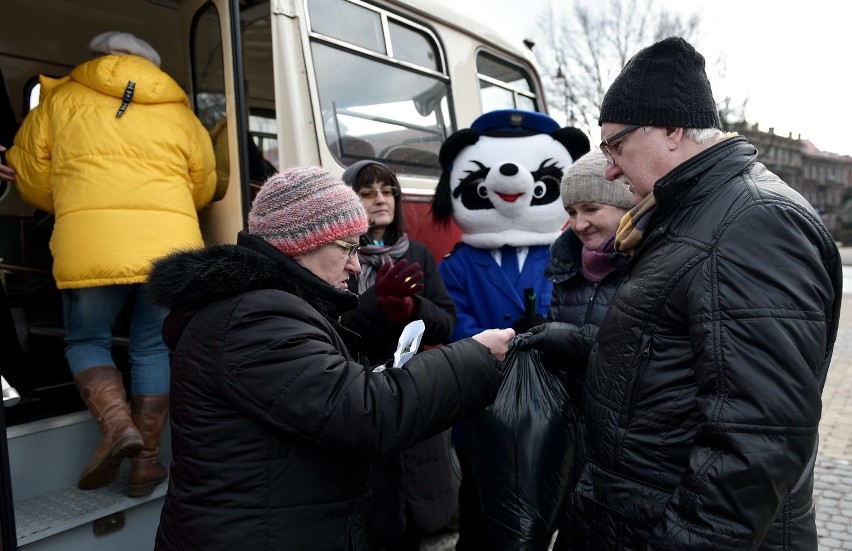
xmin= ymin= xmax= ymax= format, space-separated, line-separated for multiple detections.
xmin=402 ymin=197 xmax=461 ymax=263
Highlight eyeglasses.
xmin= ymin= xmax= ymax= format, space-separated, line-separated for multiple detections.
xmin=599 ymin=125 xmax=641 ymax=164
xmin=357 ymin=186 xmax=399 ymax=200
xmin=333 ymin=240 xmax=361 ymax=258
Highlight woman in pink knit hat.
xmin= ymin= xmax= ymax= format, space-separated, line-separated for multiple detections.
xmin=146 ymin=166 xmax=514 ymax=551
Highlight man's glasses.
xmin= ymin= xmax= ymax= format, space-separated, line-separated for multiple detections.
xmin=333 ymin=240 xmax=361 ymax=258
xmin=357 ymin=186 xmax=399 ymax=200
xmin=599 ymin=125 xmax=641 ymax=164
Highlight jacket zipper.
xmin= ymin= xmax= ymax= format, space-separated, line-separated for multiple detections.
xmin=583 ymin=283 xmax=599 ymax=325
xmin=626 ymin=343 xmax=652 ymax=425
xmin=613 ymin=342 xmax=652 ymax=462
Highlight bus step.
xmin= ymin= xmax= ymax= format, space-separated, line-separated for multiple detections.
xmin=15 ymin=475 xmax=167 ymax=548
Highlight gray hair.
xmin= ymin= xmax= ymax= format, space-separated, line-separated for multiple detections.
xmin=685 ymin=127 xmax=725 ymax=144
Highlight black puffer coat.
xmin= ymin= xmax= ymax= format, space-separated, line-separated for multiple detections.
xmin=148 ymin=232 xmax=503 ymax=551
xmin=341 ymin=237 xmax=459 ymax=542
xmin=572 ymin=137 xmax=841 ymax=550
xmin=546 ymin=229 xmax=628 ymax=327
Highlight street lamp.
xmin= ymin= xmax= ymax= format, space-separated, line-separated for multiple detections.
xmin=553 ymin=54 xmax=573 ymax=125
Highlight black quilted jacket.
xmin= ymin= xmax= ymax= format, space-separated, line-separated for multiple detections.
xmin=570 ymin=137 xmax=841 ymax=550
xmin=147 ymin=231 xmax=502 ymax=551
xmin=546 ymin=229 xmax=628 ymax=327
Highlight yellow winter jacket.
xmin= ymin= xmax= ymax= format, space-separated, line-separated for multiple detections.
xmin=8 ymin=54 xmax=216 ymax=289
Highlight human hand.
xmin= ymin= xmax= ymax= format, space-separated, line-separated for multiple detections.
xmin=375 ymin=259 xmax=424 ymax=298
xmin=513 ymin=322 xmax=570 ymax=350
xmin=513 ymin=322 xmax=596 ymax=372
xmin=375 ymin=259 xmax=424 ymax=322
xmin=0 ymin=145 xmax=15 ymax=182
xmin=472 ymin=328 xmax=515 ymax=362
xmin=377 ymin=295 xmax=415 ymax=322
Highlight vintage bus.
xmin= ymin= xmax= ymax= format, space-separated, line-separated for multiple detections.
xmin=0 ymin=0 xmax=548 ymax=548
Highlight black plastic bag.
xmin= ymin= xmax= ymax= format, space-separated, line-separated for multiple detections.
xmin=459 ymin=344 xmax=579 ymax=550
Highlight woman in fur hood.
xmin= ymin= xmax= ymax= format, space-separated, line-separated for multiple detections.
xmin=147 ymin=166 xmax=513 ymax=551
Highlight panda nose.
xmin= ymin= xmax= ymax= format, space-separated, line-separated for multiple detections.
xmin=499 ymin=163 xmax=519 ymax=176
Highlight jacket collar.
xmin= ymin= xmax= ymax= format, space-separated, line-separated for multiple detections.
xmin=546 ymin=230 xmax=583 ymax=283
xmin=626 ymin=136 xmax=757 ymax=262
xmin=654 ymin=136 xmax=756 ymax=210
xmin=148 ymin=231 xmax=359 ymax=322
xmin=546 ymin=229 xmax=629 ymax=284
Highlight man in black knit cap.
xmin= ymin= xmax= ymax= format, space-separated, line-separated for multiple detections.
xmin=518 ymin=36 xmax=841 ymax=550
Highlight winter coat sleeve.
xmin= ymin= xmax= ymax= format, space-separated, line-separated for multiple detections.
xmin=646 ymin=200 xmax=839 ymax=550
xmin=184 ymin=113 xmax=217 ymax=210
xmin=220 ymin=292 xmax=502 ymax=455
xmin=7 ymin=103 xmax=54 ymax=213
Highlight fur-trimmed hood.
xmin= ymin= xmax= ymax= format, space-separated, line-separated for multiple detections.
xmin=148 ymin=231 xmax=358 ymax=322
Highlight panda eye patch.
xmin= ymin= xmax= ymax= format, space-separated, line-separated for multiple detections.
xmin=453 ymin=161 xmax=490 ymax=199
xmin=529 ymin=158 xmax=563 ymax=206
xmin=530 ymin=159 xmax=563 ymax=184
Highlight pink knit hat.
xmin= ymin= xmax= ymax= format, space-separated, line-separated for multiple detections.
xmin=248 ymin=166 xmax=368 ymax=256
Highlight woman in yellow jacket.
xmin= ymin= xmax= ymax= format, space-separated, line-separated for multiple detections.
xmin=7 ymin=31 xmax=216 ymax=497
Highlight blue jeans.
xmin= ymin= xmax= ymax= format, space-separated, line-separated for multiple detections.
xmin=62 ymin=285 xmax=170 ymax=394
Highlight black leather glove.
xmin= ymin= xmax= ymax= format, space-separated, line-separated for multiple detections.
xmin=513 ymin=322 xmax=598 ymax=373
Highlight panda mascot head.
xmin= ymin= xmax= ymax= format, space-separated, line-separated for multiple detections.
xmin=432 ymin=109 xmax=590 ymax=248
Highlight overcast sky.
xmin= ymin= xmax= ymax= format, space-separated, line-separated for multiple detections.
xmin=458 ymin=0 xmax=851 ymax=156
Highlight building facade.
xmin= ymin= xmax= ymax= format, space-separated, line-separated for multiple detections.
xmin=733 ymin=123 xmax=852 ymax=243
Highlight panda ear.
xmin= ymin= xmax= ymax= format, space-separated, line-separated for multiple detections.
xmin=432 ymin=129 xmax=480 ymax=225
xmin=551 ymin=127 xmax=591 ymax=161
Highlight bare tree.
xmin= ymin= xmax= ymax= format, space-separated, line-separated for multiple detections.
xmin=711 ymin=50 xmax=750 ymax=130
xmin=533 ymin=0 xmax=703 ymax=136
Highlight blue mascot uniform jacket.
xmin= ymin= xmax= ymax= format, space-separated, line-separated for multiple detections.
xmin=438 ymin=243 xmax=552 ymax=342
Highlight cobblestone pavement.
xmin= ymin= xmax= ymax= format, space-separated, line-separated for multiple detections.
xmin=815 ymin=289 xmax=852 ymax=551
xmin=425 ymin=290 xmax=852 ymax=551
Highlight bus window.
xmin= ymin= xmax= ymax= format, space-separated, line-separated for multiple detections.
xmin=309 ymin=0 xmax=386 ymax=53
xmin=191 ymin=4 xmax=227 ymax=130
xmin=241 ymin=6 xmax=278 ymax=186
xmin=191 ymin=3 xmax=229 ymax=200
xmin=27 ymin=81 xmax=39 ymax=111
xmin=250 ymin=112 xmax=279 ymax=171
xmin=477 ymin=51 xmax=538 ymax=112
xmin=307 ymin=0 xmax=451 ymax=178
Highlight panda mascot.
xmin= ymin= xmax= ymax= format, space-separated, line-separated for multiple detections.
xmin=432 ymin=109 xmax=590 ymax=343
xmin=432 ymin=109 xmax=589 ymax=550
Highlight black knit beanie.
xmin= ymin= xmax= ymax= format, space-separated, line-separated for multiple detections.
xmin=599 ymin=36 xmax=721 ymax=129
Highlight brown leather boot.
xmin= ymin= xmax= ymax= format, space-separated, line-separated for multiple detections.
xmin=128 ymin=394 xmax=169 ymax=497
xmin=75 ymin=365 xmax=144 ymax=490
